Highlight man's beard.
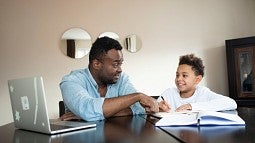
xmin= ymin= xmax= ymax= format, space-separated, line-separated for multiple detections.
xmin=100 ymin=76 xmax=117 ymax=85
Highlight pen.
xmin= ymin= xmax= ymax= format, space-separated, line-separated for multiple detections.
xmin=161 ymin=96 xmax=171 ymax=111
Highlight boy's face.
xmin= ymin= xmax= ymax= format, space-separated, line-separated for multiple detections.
xmin=175 ymin=64 xmax=202 ymax=94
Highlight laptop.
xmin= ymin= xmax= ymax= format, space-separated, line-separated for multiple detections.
xmin=13 ymin=126 xmax=97 ymax=143
xmin=8 ymin=76 xmax=96 ymax=134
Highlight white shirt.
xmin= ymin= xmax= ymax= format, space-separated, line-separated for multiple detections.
xmin=158 ymin=86 xmax=237 ymax=111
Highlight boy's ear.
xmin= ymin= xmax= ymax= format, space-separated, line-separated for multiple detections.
xmin=195 ymin=75 xmax=203 ymax=84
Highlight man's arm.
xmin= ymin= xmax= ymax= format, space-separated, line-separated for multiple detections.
xmin=60 ymin=93 xmax=158 ymax=120
xmin=112 ymin=108 xmax=133 ymax=117
xmin=103 ymin=92 xmax=158 ymax=118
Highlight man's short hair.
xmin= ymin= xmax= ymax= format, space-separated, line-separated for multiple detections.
xmin=89 ymin=37 xmax=122 ymax=65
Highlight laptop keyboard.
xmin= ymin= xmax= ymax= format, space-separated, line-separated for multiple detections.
xmin=52 ymin=121 xmax=89 ymax=126
xmin=49 ymin=120 xmax=96 ymax=132
xmin=50 ymin=123 xmax=73 ymax=131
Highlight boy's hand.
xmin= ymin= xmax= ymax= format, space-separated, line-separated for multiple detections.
xmin=175 ymin=103 xmax=192 ymax=112
xmin=158 ymin=100 xmax=171 ymax=112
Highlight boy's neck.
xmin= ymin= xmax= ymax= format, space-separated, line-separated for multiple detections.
xmin=180 ymin=90 xmax=195 ymax=98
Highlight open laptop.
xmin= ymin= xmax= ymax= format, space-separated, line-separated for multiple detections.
xmin=8 ymin=76 xmax=96 ymax=134
xmin=13 ymin=126 xmax=97 ymax=143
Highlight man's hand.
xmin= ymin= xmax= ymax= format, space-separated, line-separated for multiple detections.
xmin=175 ymin=103 xmax=192 ymax=112
xmin=158 ymin=100 xmax=171 ymax=112
xmin=139 ymin=94 xmax=159 ymax=113
xmin=59 ymin=112 xmax=82 ymax=121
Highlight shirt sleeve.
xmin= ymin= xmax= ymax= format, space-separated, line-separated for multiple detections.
xmin=60 ymin=80 xmax=105 ymax=121
xmin=191 ymin=87 xmax=237 ymax=111
xmin=118 ymin=74 xmax=146 ymax=115
xmin=157 ymin=87 xmax=179 ymax=111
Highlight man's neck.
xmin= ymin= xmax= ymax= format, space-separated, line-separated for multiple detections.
xmin=98 ymin=84 xmax=107 ymax=88
xmin=89 ymin=68 xmax=108 ymax=96
xmin=98 ymin=84 xmax=107 ymax=97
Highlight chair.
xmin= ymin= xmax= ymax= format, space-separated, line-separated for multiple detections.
xmin=59 ymin=101 xmax=65 ymax=117
xmin=152 ymin=96 xmax=159 ymax=99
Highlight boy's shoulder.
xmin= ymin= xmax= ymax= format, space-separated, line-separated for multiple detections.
xmin=163 ymin=86 xmax=179 ymax=94
xmin=196 ymin=85 xmax=211 ymax=93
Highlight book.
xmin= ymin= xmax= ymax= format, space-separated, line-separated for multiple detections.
xmin=155 ymin=110 xmax=245 ymax=126
xmin=152 ymin=110 xmax=194 ymax=118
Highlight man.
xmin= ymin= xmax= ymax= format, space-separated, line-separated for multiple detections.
xmin=60 ymin=37 xmax=159 ymax=121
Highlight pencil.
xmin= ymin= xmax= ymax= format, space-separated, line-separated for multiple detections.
xmin=161 ymin=96 xmax=165 ymax=101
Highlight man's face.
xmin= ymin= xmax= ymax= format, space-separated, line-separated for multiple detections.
xmin=98 ymin=49 xmax=123 ymax=84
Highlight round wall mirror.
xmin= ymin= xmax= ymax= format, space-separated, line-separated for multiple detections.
xmin=61 ymin=28 xmax=92 ymax=59
xmin=124 ymin=34 xmax=142 ymax=53
xmin=99 ymin=32 xmax=119 ymax=40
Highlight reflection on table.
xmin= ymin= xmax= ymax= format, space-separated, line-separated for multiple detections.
xmin=1 ymin=115 xmax=179 ymax=143
xmin=160 ymin=125 xmax=245 ymax=143
xmin=2 ymin=107 xmax=254 ymax=143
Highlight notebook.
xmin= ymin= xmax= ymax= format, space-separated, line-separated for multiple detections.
xmin=8 ymin=76 xmax=96 ymax=134
xmin=155 ymin=110 xmax=245 ymax=126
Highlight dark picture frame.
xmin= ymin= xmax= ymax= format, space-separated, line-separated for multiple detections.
xmin=226 ymin=36 xmax=255 ymax=107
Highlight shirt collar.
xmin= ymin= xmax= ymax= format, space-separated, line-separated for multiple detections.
xmin=85 ymin=68 xmax=98 ymax=88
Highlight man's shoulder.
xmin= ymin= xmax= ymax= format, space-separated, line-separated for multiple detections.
xmin=62 ymin=68 xmax=88 ymax=81
xmin=70 ymin=68 xmax=87 ymax=75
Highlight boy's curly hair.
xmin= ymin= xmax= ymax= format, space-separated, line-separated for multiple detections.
xmin=179 ymin=54 xmax=205 ymax=77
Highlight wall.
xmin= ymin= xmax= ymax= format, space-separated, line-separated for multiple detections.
xmin=0 ymin=0 xmax=255 ymax=126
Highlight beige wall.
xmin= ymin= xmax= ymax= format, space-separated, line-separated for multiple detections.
xmin=1 ymin=0 xmax=255 ymax=125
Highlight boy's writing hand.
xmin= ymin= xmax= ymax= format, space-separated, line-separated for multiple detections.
xmin=158 ymin=100 xmax=171 ymax=112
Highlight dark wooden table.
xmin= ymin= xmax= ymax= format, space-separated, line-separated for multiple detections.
xmin=1 ymin=107 xmax=254 ymax=143
xmin=145 ymin=107 xmax=255 ymax=143
xmin=0 ymin=115 xmax=179 ymax=143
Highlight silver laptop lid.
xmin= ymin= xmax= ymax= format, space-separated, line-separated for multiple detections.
xmin=8 ymin=76 xmax=52 ymax=134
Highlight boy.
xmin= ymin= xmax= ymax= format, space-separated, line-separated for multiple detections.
xmin=158 ymin=54 xmax=237 ymax=112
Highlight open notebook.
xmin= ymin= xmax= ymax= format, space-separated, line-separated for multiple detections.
xmin=154 ymin=110 xmax=245 ymax=126
xmin=8 ymin=76 xmax=96 ymax=134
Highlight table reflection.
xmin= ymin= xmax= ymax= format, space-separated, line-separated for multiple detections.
xmin=13 ymin=127 xmax=97 ymax=143
xmin=103 ymin=115 xmax=153 ymax=142
xmin=12 ymin=115 xmax=177 ymax=143
xmin=161 ymin=125 xmax=245 ymax=143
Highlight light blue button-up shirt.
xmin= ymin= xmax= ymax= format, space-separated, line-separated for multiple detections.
xmin=60 ymin=68 xmax=145 ymax=121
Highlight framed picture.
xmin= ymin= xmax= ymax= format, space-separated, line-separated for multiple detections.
xmin=226 ymin=36 xmax=255 ymax=106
